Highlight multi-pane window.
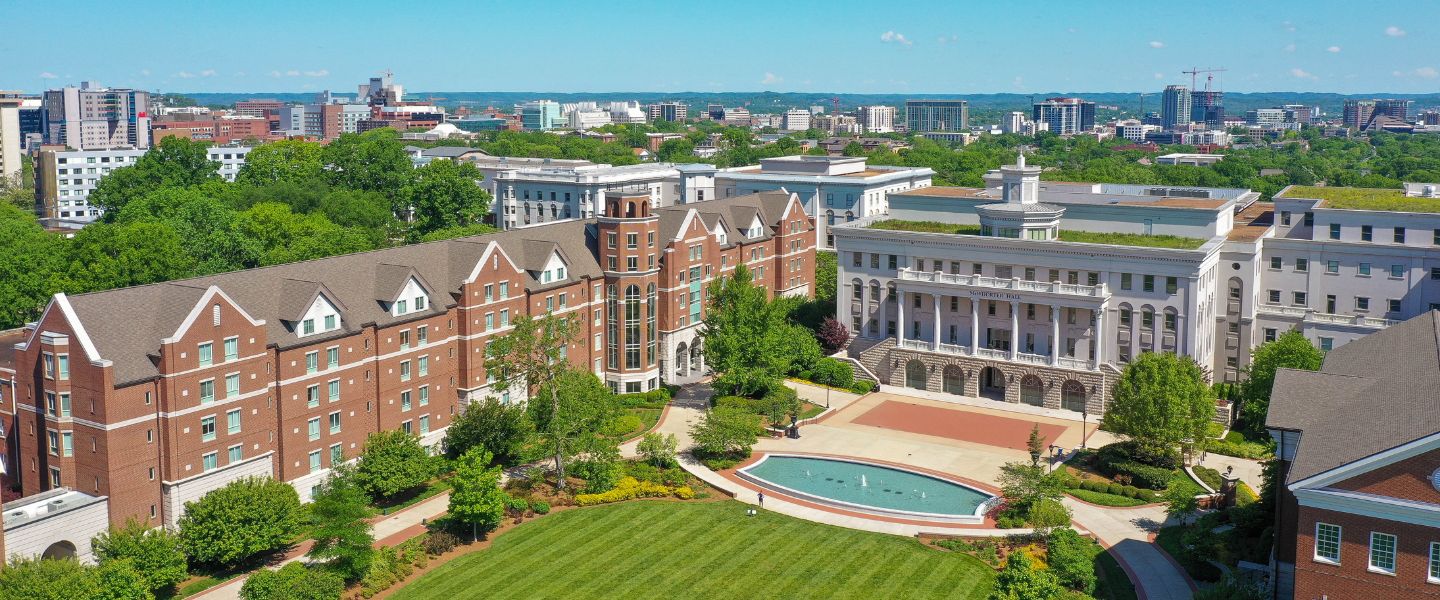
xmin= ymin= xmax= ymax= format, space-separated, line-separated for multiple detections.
xmin=418 ymin=326 xmax=428 ymax=345
xmin=1142 ymin=275 xmax=1155 ymax=293
xmin=327 ymin=347 xmax=339 ymax=369
xmin=305 ymin=351 xmax=319 ymax=374
xmin=47 ymin=431 xmax=59 ymax=455
xmin=1294 ymin=292 xmax=1308 ymax=306
xmin=1395 ymin=227 xmax=1406 ymax=243
xmin=328 ymin=379 xmax=340 ymax=402
xmin=324 ymin=314 xmax=337 ymax=330
xmin=1165 ymin=277 xmax=1177 ymax=295
xmin=419 ymin=386 xmax=429 ymax=406
xmin=60 ymin=393 xmax=70 ymax=417
xmin=401 ymin=391 xmax=412 ymax=412
xmin=1120 ymin=273 xmax=1132 ymax=290
xmin=1270 ymin=257 xmax=1282 ymax=270
xmin=1314 ymin=523 xmax=1341 ymax=563
xmin=1360 ymin=262 xmax=1371 ymax=276
xmin=499 ymin=282 xmax=509 ymax=299
xmin=308 ymin=417 xmax=320 ymax=441
xmin=45 ymin=392 xmax=57 ymax=416
xmin=203 ymin=452 xmax=218 ymax=472
xmin=400 ymin=330 xmax=411 ymax=350
xmin=227 ymin=409 xmax=241 ymax=434
xmin=61 ymin=432 xmax=72 ymax=457
xmin=1296 ymin=258 xmax=1309 ymax=272
xmin=309 ymin=450 xmax=322 ymax=473
xmin=201 ymin=416 xmax=216 ymax=442
xmin=418 ymin=356 xmax=429 ymax=377
xmin=420 ymin=415 xmax=430 ymax=435
xmin=1369 ymin=532 xmax=1397 ymax=573
xmin=1164 ymin=313 xmax=1177 ymax=332
xmin=1429 ymin=542 xmax=1440 ymax=582
xmin=224 ymin=337 xmax=238 ymax=361
xmin=43 ymin=353 xmax=55 ymax=379
xmin=225 ymin=373 xmax=240 ymax=398
xmin=57 ymin=354 xmax=69 ymax=380
xmin=1389 ymin=299 xmax=1402 ymax=313
xmin=303 ymin=319 xmax=315 ymax=335
xmin=200 ymin=380 xmax=215 ymax=404
xmin=1391 ymin=264 xmax=1405 ymax=278
xmin=1268 ymin=290 xmax=1281 ymax=304
xmin=329 ymin=412 xmax=341 ymax=434
xmin=198 ymin=342 xmax=213 ymax=367
xmin=228 ymin=445 xmax=243 ymax=464
xmin=400 ymin=360 xmax=412 ymax=382
xmin=330 ymin=444 xmax=343 ymax=465
xmin=307 ymin=384 xmax=320 ymax=408
xmin=1362 ymin=225 xmax=1373 ymax=241
xmin=1329 ymin=223 xmax=1341 ymax=240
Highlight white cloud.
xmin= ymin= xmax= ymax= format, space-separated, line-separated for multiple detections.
xmin=1153 ymin=72 xmax=1165 ymax=79
xmin=39 ymin=72 xmax=57 ymax=79
xmin=1283 ymin=43 xmax=1296 ymax=52
xmin=1417 ymin=67 xmax=1439 ymax=79
xmin=1386 ymin=26 xmax=1406 ymax=37
xmin=1149 ymin=40 xmax=1165 ymax=48
xmin=1290 ymin=67 xmax=1318 ymax=80
xmin=1012 ymin=76 xmax=1024 ymax=89
xmin=176 ymin=71 xmax=196 ymax=79
xmin=1326 ymin=46 xmax=1341 ymax=53
xmin=200 ymin=69 xmax=217 ymax=77
xmin=880 ymin=30 xmax=911 ymax=46
xmin=140 ymin=69 xmax=151 ymax=76
xmin=285 ymin=69 xmax=300 ymax=77
xmin=1282 ymin=21 xmax=1296 ymax=32
xmin=303 ymin=69 xmax=329 ymax=77
xmin=760 ymin=72 xmax=782 ymax=85
xmin=936 ymin=34 xmax=959 ymax=45
xmin=269 ymin=70 xmax=282 ymax=78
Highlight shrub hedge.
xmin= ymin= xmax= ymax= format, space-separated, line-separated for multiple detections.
xmin=573 ymin=477 xmax=695 ymax=506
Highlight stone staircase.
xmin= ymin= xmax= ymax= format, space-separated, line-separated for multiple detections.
xmin=853 ymin=337 xmax=895 ymax=386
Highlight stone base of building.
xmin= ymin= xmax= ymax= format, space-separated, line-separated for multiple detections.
xmin=880 ymin=347 xmax=1114 ymax=416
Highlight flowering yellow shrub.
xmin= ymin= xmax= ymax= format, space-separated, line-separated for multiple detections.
xmin=574 ymin=477 xmax=695 ymax=506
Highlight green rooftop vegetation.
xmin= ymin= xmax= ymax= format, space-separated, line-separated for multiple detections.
xmin=1277 ymin=185 xmax=1440 ymax=212
xmin=866 ymin=219 xmax=1207 ymax=250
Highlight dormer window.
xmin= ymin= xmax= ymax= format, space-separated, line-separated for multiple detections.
xmin=297 ymin=294 xmax=341 ymax=338
xmin=397 ymin=299 xmax=409 ymax=314
xmin=303 ymin=319 xmax=316 ymax=335
xmin=391 ymin=276 xmax=430 ymax=317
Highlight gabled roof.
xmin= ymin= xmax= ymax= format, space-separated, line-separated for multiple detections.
xmin=1267 ymin=311 xmax=1440 ymax=485
xmin=518 ymin=240 xmax=564 ymax=273
xmin=374 ymin=264 xmax=434 ymax=305
xmin=277 ymin=279 xmax=346 ymax=323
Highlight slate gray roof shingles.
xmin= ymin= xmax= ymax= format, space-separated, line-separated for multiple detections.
xmin=1266 ymin=311 xmax=1440 ymax=484
xmin=58 ymin=192 xmax=798 ymax=387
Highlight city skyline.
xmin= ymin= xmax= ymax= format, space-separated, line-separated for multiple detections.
xmin=2 ymin=0 xmax=1438 ymax=95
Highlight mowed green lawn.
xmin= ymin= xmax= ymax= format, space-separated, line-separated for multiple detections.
xmin=393 ymin=500 xmax=995 ymax=600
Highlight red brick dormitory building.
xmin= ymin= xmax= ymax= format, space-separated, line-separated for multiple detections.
xmin=1267 ymin=311 xmax=1440 ymax=599
xmin=0 ymin=191 xmax=814 ymax=555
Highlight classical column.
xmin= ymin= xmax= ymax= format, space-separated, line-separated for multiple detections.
xmin=1050 ymin=305 xmax=1060 ymax=366
xmin=1093 ymin=305 xmax=1106 ymax=370
xmin=897 ymin=290 xmax=906 ymax=346
xmin=932 ymin=293 xmax=942 ymax=351
xmin=970 ymin=298 xmax=980 ymax=353
xmin=1009 ymin=300 xmax=1019 ymax=360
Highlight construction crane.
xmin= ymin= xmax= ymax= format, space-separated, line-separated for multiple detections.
xmin=1182 ymin=67 xmax=1228 ymax=91
xmin=832 ymin=96 xmax=840 ymax=113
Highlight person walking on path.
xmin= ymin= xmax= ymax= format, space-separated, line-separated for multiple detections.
xmin=758 ymin=492 xmax=765 ymax=508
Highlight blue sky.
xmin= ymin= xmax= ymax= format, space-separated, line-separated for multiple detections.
xmin=2 ymin=0 xmax=1437 ymax=95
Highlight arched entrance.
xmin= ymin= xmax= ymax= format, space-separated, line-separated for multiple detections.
xmin=942 ymin=365 xmax=964 ymax=395
xmin=690 ymin=341 xmax=704 ymax=375
xmin=1020 ymin=375 xmax=1044 ymax=407
xmin=1061 ymin=380 xmax=1088 ymax=412
xmin=674 ymin=342 xmax=689 ymax=378
xmin=904 ymin=360 xmax=927 ymax=390
xmin=979 ymin=367 xmax=1006 ymax=401
xmin=42 ymin=541 xmax=76 ymax=560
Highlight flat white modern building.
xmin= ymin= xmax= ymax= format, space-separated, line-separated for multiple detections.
xmin=782 ymin=109 xmax=811 ymax=132
xmin=35 ymin=146 xmax=250 ymax=225
xmin=716 ymin=156 xmax=935 ymax=249
xmin=833 ymin=156 xmax=1440 ymax=417
xmin=0 ymin=92 xmax=21 ymax=180
xmin=490 ymin=162 xmax=712 ymax=229
xmin=858 ymin=105 xmax=896 ymax=134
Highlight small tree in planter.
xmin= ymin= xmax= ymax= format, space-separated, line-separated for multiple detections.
xmin=637 ymin=432 xmax=679 ymax=468
xmin=448 ymin=447 xmax=507 ymax=541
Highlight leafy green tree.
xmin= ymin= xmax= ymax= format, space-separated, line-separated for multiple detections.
xmin=355 ymin=430 xmax=435 ymax=502
xmin=1163 ymin=473 xmax=1203 ymax=525
xmin=306 ymin=466 xmax=374 ymax=582
xmin=0 ymin=557 xmax=103 ymax=600
xmin=230 ymin=202 xmax=377 ymax=266
xmin=401 ymin=159 xmax=492 ymax=238
xmin=236 ymin=139 xmax=325 ymax=185
xmin=1026 ymin=498 xmax=1072 ymax=533
xmin=92 ymin=518 xmax=188 ymax=593
xmin=447 ymin=446 xmax=508 ymax=540
xmin=691 ymin=405 xmax=762 ymax=456
xmin=702 ymin=265 xmax=795 ymax=395
xmin=94 ymin=558 xmax=154 ymax=600
xmin=443 ymin=395 xmax=534 ymax=464
xmin=484 ymin=313 xmax=588 ymax=489
xmin=0 ymin=204 xmax=68 ymax=329
xmin=178 ymin=477 xmax=302 ymax=568
xmin=239 ymin=562 xmax=344 ymax=600
xmin=1045 ymin=528 xmax=1098 ymax=595
xmin=1239 ymin=331 xmax=1323 ymax=433
xmin=417 ymin=222 xmax=497 ymax=242
xmin=997 ymin=462 xmax=1066 ymax=516
xmin=1102 ymin=352 xmax=1215 ymax=449
xmin=529 ymin=369 xmax=621 ymax=490
xmin=89 ymin=137 xmax=219 ymax=215
xmin=323 ymin=129 xmax=416 ymax=195
xmin=1027 ymin=423 xmax=1045 ymax=466
xmin=637 ymin=432 xmax=678 ymax=467
xmin=64 ymin=220 xmax=198 ymax=292
xmin=988 ymin=552 xmax=1066 ymax=600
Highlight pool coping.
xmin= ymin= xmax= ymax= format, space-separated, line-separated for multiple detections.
xmin=735 ymin=452 xmax=1000 ymax=524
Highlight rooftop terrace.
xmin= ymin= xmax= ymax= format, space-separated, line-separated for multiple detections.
xmin=1278 ymin=185 xmax=1440 ymax=213
xmin=866 ymin=219 xmax=1208 ymax=250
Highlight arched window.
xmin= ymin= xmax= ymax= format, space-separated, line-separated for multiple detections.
xmin=870 ymin=281 xmax=880 ymax=303
xmin=624 ymin=285 xmax=641 ymax=369
xmin=646 ymin=283 xmax=657 ymax=366
xmin=852 ymin=278 xmax=864 ymax=300
xmin=826 ymin=210 xmax=835 ymax=226
xmin=690 ymin=340 xmax=703 ymax=373
xmin=943 ymin=365 xmax=964 ymax=395
xmin=845 ymin=211 xmax=855 ymax=222
xmin=1061 ymin=380 xmax=1087 ymax=412
xmin=675 ymin=342 xmax=689 ymax=377
xmin=1020 ymin=375 xmax=1044 ymax=407
xmin=606 ymin=285 xmax=618 ymax=369
xmin=905 ymin=360 xmax=927 ymax=390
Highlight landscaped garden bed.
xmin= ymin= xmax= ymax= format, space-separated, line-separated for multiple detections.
xmin=923 ymin=528 xmax=1136 ymax=600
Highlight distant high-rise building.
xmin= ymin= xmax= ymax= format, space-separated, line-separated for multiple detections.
xmin=1423 ymin=111 xmax=1440 ymax=126
xmin=646 ymin=102 xmax=688 ymax=123
xmin=782 ymin=109 xmax=811 ymax=132
xmin=234 ymin=99 xmax=284 ymax=118
xmin=1189 ymin=90 xmax=1224 ymax=127
xmin=1160 ymin=85 xmax=1191 ymax=131
xmin=905 ymin=99 xmax=968 ymax=133
xmin=856 ymin=105 xmax=896 ymax=134
xmin=1002 ymin=111 xmax=1026 ymax=134
xmin=1343 ymin=100 xmax=1376 ymax=129
xmin=1031 ymin=97 xmax=1095 ymax=135
xmin=42 ymin=82 xmax=151 ymax=150
xmin=0 ymin=92 xmax=22 ymax=180
xmin=1374 ymin=99 xmax=1413 ymax=122
xmin=1246 ymin=108 xmax=1286 ymax=128
xmin=1282 ymin=104 xmax=1315 ymax=125
xmin=706 ymin=104 xmax=726 ymax=121
xmin=521 ymin=100 xmax=562 ymax=131
xmin=357 ymin=73 xmax=402 ymax=105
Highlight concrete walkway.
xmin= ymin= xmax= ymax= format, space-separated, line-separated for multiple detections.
xmin=1066 ymin=500 xmax=1194 ymax=600
xmin=1197 ymin=452 xmax=1265 ymax=492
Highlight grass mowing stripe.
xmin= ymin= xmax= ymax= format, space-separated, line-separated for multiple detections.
xmin=560 ymin=503 xmax=693 ymax=598
xmin=609 ymin=505 xmax=717 ymax=596
xmin=485 ymin=505 xmax=637 ymax=597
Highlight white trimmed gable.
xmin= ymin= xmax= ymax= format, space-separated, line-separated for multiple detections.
xmin=537 ymin=250 xmax=568 ymax=284
xmin=298 ymin=295 xmax=341 ymax=337
xmin=392 ymin=277 xmax=430 ymax=316
xmin=745 ymin=214 xmax=765 ymax=238
xmin=465 ymin=241 xmax=523 ymax=284
xmin=711 ymin=217 xmax=730 ymax=246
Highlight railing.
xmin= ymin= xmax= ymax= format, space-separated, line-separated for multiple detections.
xmin=899 ymin=339 xmax=931 ymax=351
xmin=938 ymin=342 xmax=970 ymax=356
xmin=1014 ymin=352 xmax=1050 ymax=365
xmin=1057 ymin=356 xmax=1092 ymax=370
xmin=892 ymin=336 xmax=1099 ymax=371
xmin=1257 ymin=305 xmax=1398 ymax=328
xmin=974 ymin=347 xmax=1008 ymax=360
xmin=896 ymin=270 xmax=1107 ymax=298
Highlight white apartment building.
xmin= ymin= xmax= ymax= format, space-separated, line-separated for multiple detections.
xmin=36 ymin=146 xmax=251 ymax=225
xmin=609 ymin=101 xmax=647 ymax=124
xmin=0 ymin=93 xmax=21 ymax=180
xmin=716 ymin=156 xmax=935 ymax=249
xmin=858 ymin=105 xmax=897 ymax=134
xmin=833 ymin=155 xmax=1440 ymax=417
xmin=491 ymin=163 xmax=712 ymax=229
xmin=782 ymin=109 xmax=811 ymax=132
xmin=568 ymin=109 xmax=612 ymax=130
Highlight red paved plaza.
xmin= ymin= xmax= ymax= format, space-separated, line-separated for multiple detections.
xmin=851 ymin=400 xmax=1068 ymax=451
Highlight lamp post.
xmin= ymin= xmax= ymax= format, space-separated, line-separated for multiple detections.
xmin=1081 ymin=407 xmax=1089 ymax=450
xmin=826 ymin=383 xmax=831 ymax=409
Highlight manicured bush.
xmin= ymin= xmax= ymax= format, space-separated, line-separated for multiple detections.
xmin=240 ymin=562 xmax=344 ymax=600
xmin=849 ymin=380 xmax=876 ymax=394
xmin=809 ymin=357 xmax=854 ymax=389
xmin=422 ymin=531 xmax=460 ymax=556
xmin=1122 ymin=485 xmax=1142 ymax=499
xmin=1236 ymin=481 xmax=1259 ymax=507
xmin=1205 ymin=431 xmax=1273 ymax=459
xmin=1099 ymin=458 xmax=1176 ymax=490
xmin=358 ymin=540 xmax=429 ymax=598
xmin=179 ymin=477 xmax=302 ymax=569
xmin=605 ymin=414 xmax=644 ymax=437
xmin=1097 ymin=440 xmax=1182 ymax=471
xmin=616 ymin=388 xmax=671 ymax=409
xmin=573 ymin=476 xmax=693 ymax=506
xmin=1046 ymin=528 xmax=1098 ymax=595
xmin=1055 ymin=470 xmax=1080 ymax=489
xmin=637 ymin=432 xmax=679 ymax=468
xmin=531 ymin=500 xmax=552 ymax=514
xmin=503 ymin=494 xmax=529 ymax=517
xmin=92 ymin=518 xmax=189 ymax=593
xmin=1192 ymin=466 xmax=1223 ymax=490
xmin=1107 ymin=483 xmax=1125 ymax=496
